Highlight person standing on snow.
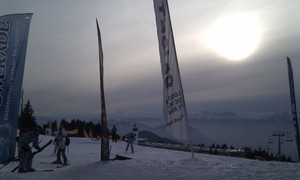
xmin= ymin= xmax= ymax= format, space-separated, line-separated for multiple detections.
xmin=17 ymin=126 xmax=42 ymax=173
xmin=111 ymin=125 xmax=117 ymax=142
xmin=125 ymin=132 xmax=136 ymax=153
xmin=52 ymin=126 xmax=68 ymax=165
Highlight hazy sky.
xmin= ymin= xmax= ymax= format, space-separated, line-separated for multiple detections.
xmin=1 ymin=0 xmax=300 ymax=118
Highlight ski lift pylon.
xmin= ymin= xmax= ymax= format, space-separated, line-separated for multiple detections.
xmin=286 ymin=133 xmax=293 ymax=142
xmin=268 ymin=136 xmax=274 ymax=144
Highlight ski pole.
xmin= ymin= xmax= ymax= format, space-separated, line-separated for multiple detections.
xmin=0 ymin=155 xmax=19 ymax=170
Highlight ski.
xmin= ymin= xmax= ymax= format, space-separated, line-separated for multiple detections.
xmin=34 ymin=169 xmax=54 ymax=172
xmin=56 ymin=164 xmax=70 ymax=168
xmin=40 ymin=162 xmax=62 ymax=164
xmin=0 ymin=155 xmax=19 ymax=170
xmin=11 ymin=140 xmax=53 ymax=172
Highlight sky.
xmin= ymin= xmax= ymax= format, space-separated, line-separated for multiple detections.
xmin=1 ymin=135 xmax=300 ymax=179
xmin=1 ymin=0 xmax=300 ymax=118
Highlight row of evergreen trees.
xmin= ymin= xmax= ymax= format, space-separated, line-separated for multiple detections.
xmin=18 ymin=100 xmax=105 ymax=139
xmin=244 ymin=147 xmax=293 ymax=162
xmin=44 ymin=119 xmax=103 ymax=138
xmin=194 ymin=143 xmax=294 ymax=162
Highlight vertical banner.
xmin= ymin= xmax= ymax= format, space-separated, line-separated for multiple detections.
xmin=96 ymin=19 xmax=109 ymax=161
xmin=0 ymin=13 xmax=33 ymax=163
xmin=153 ymin=0 xmax=190 ymax=141
xmin=287 ymin=57 xmax=300 ymax=162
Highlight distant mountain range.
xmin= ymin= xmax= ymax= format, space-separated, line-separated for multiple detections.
xmin=138 ymin=131 xmax=181 ymax=144
xmin=106 ymin=118 xmax=213 ymax=145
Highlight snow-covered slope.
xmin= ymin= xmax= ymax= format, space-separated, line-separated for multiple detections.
xmin=1 ymin=135 xmax=299 ymax=180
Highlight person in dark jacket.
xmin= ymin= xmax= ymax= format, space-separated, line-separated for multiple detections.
xmin=17 ymin=126 xmax=42 ymax=173
xmin=125 ymin=132 xmax=136 ymax=153
xmin=111 ymin=125 xmax=117 ymax=142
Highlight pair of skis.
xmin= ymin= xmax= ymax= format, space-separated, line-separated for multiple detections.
xmin=0 ymin=155 xmax=20 ymax=170
xmin=11 ymin=140 xmax=53 ymax=172
xmin=27 ymin=169 xmax=54 ymax=172
xmin=56 ymin=164 xmax=70 ymax=168
xmin=40 ymin=162 xmax=70 ymax=168
xmin=0 ymin=139 xmax=44 ymax=170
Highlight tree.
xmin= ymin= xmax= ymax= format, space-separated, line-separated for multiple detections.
xmin=19 ymin=100 xmax=37 ymax=131
xmin=221 ymin=143 xmax=228 ymax=149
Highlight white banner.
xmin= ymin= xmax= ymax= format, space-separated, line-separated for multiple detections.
xmin=153 ymin=0 xmax=190 ymax=141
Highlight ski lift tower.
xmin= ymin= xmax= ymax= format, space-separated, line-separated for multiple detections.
xmin=272 ymin=131 xmax=286 ymax=158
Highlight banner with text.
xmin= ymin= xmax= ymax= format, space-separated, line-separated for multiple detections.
xmin=0 ymin=13 xmax=33 ymax=163
xmin=153 ymin=0 xmax=190 ymax=141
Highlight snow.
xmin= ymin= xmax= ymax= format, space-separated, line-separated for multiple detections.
xmin=1 ymin=135 xmax=299 ymax=180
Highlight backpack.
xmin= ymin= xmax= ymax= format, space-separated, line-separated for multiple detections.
xmin=65 ymin=136 xmax=70 ymax=146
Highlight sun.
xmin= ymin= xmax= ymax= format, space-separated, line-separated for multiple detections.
xmin=204 ymin=13 xmax=262 ymax=61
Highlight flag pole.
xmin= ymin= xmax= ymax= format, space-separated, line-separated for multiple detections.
xmin=96 ymin=19 xmax=110 ymax=161
xmin=286 ymin=57 xmax=300 ymax=162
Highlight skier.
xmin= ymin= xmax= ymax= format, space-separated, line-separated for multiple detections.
xmin=111 ymin=125 xmax=117 ymax=142
xmin=17 ymin=126 xmax=42 ymax=173
xmin=52 ymin=126 xmax=68 ymax=166
xmin=125 ymin=132 xmax=136 ymax=153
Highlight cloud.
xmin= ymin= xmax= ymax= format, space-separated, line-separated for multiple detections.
xmin=2 ymin=0 xmax=300 ymax=118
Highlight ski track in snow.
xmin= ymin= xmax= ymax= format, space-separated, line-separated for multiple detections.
xmin=1 ymin=135 xmax=300 ymax=180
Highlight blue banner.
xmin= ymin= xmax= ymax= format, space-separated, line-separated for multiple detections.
xmin=0 ymin=13 xmax=33 ymax=163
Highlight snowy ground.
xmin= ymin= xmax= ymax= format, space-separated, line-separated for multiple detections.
xmin=1 ymin=135 xmax=299 ymax=180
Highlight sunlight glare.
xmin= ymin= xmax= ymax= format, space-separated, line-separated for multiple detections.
xmin=205 ymin=13 xmax=262 ymax=61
